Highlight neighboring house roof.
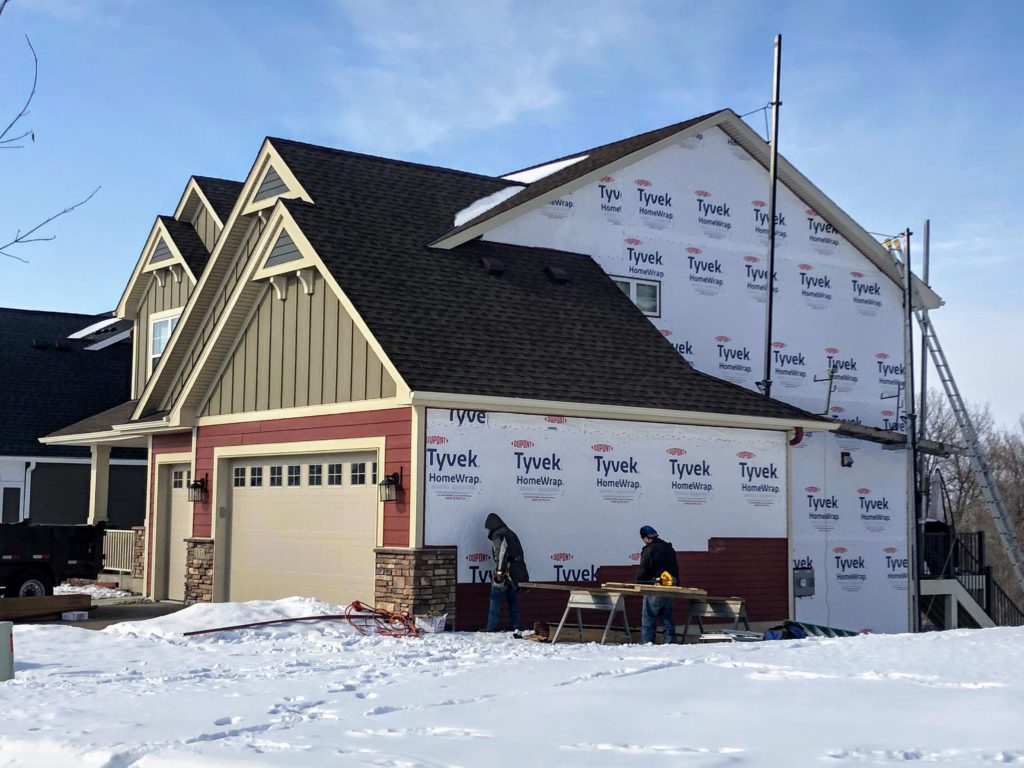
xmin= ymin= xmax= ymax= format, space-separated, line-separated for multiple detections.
xmin=159 ymin=216 xmax=210 ymax=278
xmin=192 ymin=176 xmax=244 ymax=225
xmin=271 ymin=139 xmax=819 ymax=422
xmin=0 ymin=308 xmax=143 ymax=459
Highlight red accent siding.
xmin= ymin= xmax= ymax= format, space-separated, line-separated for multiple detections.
xmin=456 ymin=537 xmax=788 ymax=631
xmin=191 ymin=408 xmax=412 ymax=544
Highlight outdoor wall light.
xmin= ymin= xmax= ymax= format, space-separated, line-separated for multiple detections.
xmin=378 ymin=469 xmax=402 ymax=503
xmin=187 ymin=473 xmax=209 ymax=503
xmin=840 ymin=451 xmax=854 ymax=468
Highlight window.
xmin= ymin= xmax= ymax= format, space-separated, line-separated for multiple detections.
xmin=327 ymin=463 xmax=343 ymax=486
xmin=351 ymin=462 xmax=367 ymax=485
xmin=250 ymin=467 xmax=263 ymax=487
xmin=269 ymin=466 xmax=282 ymax=487
xmin=233 ymin=467 xmax=246 ymax=487
xmin=149 ymin=312 xmax=181 ymax=373
xmin=308 ymin=464 xmax=322 ymax=486
xmin=371 ymin=461 xmax=378 ymax=484
xmin=172 ymin=470 xmax=184 ymax=489
xmin=612 ymin=276 xmax=660 ymax=316
xmin=287 ymin=465 xmax=301 ymax=486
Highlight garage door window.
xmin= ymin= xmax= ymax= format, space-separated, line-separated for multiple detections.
xmin=327 ymin=463 xmax=343 ymax=486
xmin=308 ymin=464 xmax=322 ymax=486
xmin=287 ymin=465 xmax=301 ymax=486
xmin=172 ymin=470 xmax=184 ymax=489
xmin=269 ymin=466 xmax=283 ymax=487
xmin=250 ymin=467 xmax=263 ymax=487
xmin=233 ymin=467 xmax=246 ymax=487
xmin=351 ymin=462 xmax=367 ymax=485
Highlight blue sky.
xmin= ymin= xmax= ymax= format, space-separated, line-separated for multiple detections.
xmin=1 ymin=0 xmax=1021 ymax=426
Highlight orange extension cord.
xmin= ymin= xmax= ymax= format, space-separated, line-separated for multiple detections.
xmin=181 ymin=600 xmax=420 ymax=638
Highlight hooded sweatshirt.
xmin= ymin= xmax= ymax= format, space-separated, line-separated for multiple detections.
xmin=484 ymin=513 xmax=529 ymax=583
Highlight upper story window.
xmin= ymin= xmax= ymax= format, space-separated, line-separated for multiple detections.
xmin=150 ymin=310 xmax=181 ymax=373
xmin=613 ymin=277 xmax=660 ymax=317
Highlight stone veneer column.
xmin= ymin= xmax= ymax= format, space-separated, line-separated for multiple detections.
xmin=374 ymin=547 xmax=457 ymax=628
xmin=132 ymin=527 xmax=146 ymax=580
xmin=184 ymin=537 xmax=215 ymax=604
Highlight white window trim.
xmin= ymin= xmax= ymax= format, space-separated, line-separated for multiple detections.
xmin=612 ymin=275 xmax=661 ymax=317
xmin=149 ymin=308 xmax=182 ymax=373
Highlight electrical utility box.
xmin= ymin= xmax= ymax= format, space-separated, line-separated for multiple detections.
xmin=0 ymin=622 xmax=12 ymax=681
xmin=794 ymin=568 xmax=815 ymax=598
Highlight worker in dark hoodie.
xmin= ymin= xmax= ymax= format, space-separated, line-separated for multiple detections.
xmin=483 ymin=512 xmax=530 ymax=636
xmin=636 ymin=525 xmax=680 ymax=644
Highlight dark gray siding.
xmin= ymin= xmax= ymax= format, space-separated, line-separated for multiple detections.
xmin=28 ymin=463 xmax=146 ymax=527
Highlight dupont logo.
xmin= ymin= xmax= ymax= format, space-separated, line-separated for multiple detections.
xmin=601 ymin=175 xmax=614 ymax=183
xmin=884 ymin=547 xmax=898 ymax=554
xmin=876 ymin=352 xmax=889 ymax=360
xmin=635 ymin=178 xmax=652 ymax=187
xmin=858 ymin=487 xmax=872 ymax=495
xmin=833 ymin=546 xmax=848 ymax=554
xmin=752 ymin=200 xmax=767 ymax=208
xmin=830 ymin=406 xmax=846 ymax=414
xmin=628 ymin=552 xmax=641 ymax=561
xmin=686 ymin=246 xmax=701 ymax=255
xmin=805 ymin=486 xmax=820 ymax=493
xmin=625 ymin=236 xmax=642 ymax=245
xmin=851 ymin=271 xmax=864 ymax=279
xmin=550 ymin=552 xmax=574 ymax=562
xmin=465 ymin=552 xmax=488 ymax=562
xmin=425 ymin=435 xmax=448 ymax=445
xmin=744 ymin=255 xmax=759 ymax=263
xmin=510 ymin=439 xmax=534 ymax=449
xmin=825 ymin=346 xmax=840 ymax=354
xmin=799 ymin=263 xmax=814 ymax=271
xmin=666 ymin=448 xmax=687 ymax=456
xmin=695 ymin=189 xmax=711 ymax=198
xmin=736 ymin=451 xmax=755 ymax=459
xmin=806 ymin=208 xmax=818 ymax=217
xmin=772 ymin=341 xmax=786 ymax=349
xmin=591 ymin=443 xmax=613 ymax=453
xmin=882 ymin=409 xmax=895 ymax=417
xmin=545 ymin=416 xmax=567 ymax=424
xmin=716 ymin=335 xmax=731 ymax=343
xmin=660 ymin=329 xmax=672 ymax=337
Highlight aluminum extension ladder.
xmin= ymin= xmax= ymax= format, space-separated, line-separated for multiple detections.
xmin=916 ymin=307 xmax=1024 ymax=593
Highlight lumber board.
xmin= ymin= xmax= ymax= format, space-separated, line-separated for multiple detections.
xmin=600 ymin=582 xmax=708 ymax=596
xmin=0 ymin=594 xmax=91 ymax=621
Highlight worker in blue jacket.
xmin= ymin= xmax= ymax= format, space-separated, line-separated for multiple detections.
xmin=636 ymin=525 xmax=680 ymax=644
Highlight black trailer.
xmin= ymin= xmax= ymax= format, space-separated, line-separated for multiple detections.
xmin=0 ymin=521 xmax=106 ymax=597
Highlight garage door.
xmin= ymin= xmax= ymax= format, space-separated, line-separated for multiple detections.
xmin=165 ymin=464 xmax=192 ymax=601
xmin=227 ymin=452 xmax=378 ymax=605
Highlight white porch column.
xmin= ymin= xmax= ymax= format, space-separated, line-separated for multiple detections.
xmin=88 ymin=444 xmax=111 ymax=524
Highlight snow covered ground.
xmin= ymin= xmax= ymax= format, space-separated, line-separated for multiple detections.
xmin=2 ymin=597 xmax=1022 ymax=767
xmin=54 ymin=583 xmax=132 ymax=601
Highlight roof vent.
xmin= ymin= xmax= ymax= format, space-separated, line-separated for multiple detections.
xmin=480 ymin=257 xmax=505 ymax=276
xmin=544 ymin=266 xmax=569 ymax=284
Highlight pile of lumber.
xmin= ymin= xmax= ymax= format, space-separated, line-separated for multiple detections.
xmin=0 ymin=594 xmax=91 ymax=622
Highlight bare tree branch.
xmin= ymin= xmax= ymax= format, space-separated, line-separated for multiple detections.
xmin=0 ymin=186 xmax=101 ymax=261
xmin=0 ymin=33 xmax=38 ymax=148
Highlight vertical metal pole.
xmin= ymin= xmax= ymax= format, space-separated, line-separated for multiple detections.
xmin=902 ymin=228 xmax=921 ymax=631
xmin=0 ymin=622 xmax=12 ymax=682
xmin=919 ymin=220 xmax=930 ymax=444
xmin=761 ymin=34 xmax=782 ymax=399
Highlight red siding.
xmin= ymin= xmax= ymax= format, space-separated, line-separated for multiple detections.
xmin=191 ymin=408 xmax=412 ymax=544
xmin=456 ymin=537 xmax=788 ymax=631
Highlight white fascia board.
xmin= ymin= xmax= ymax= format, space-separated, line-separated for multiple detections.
xmin=408 ymin=391 xmax=834 ymax=433
xmin=85 ymin=329 xmax=131 ymax=351
xmin=68 ymin=315 xmax=119 ymax=339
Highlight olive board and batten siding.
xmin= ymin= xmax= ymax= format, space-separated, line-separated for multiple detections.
xmin=201 ymin=269 xmax=396 ymax=417
xmin=133 ymin=273 xmax=194 ymax=397
xmin=190 ymin=204 xmax=222 ymax=254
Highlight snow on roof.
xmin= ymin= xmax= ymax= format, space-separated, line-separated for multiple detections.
xmin=502 ymin=154 xmax=589 ymax=184
xmin=453 ymin=185 xmax=525 ymax=227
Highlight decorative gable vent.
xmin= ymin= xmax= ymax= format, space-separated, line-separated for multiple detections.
xmin=253 ymin=166 xmax=288 ymax=203
xmin=150 ymin=237 xmax=174 ymax=265
xmin=265 ymin=231 xmax=301 ymax=269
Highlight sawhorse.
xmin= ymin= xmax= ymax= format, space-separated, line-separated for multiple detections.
xmin=551 ymin=590 xmax=631 ymax=645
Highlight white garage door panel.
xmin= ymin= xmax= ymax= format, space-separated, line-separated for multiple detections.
xmin=228 ymin=452 xmax=377 ymax=605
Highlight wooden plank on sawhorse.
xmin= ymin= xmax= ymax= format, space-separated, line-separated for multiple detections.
xmin=551 ymin=590 xmax=631 ymax=645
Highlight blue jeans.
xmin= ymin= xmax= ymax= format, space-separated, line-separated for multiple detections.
xmin=642 ymin=595 xmax=675 ymax=644
xmin=487 ymin=582 xmax=521 ymax=630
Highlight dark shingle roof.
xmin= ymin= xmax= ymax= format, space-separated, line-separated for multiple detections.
xmin=192 ymin=176 xmax=244 ymax=225
xmin=159 ymin=216 xmax=210 ymax=277
xmin=0 ymin=308 xmax=143 ymax=458
xmin=270 ymin=138 xmax=819 ymax=423
xmin=433 ymin=110 xmax=722 ymax=243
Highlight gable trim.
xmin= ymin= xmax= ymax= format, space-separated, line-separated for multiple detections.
xmin=174 ymin=177 xmax=227 ymax=229
xmin=166 ymin=202 xmax=410 ymax=426
xmin=116 ymin=217 xmax=198 ymax=318
xmin=240 ymin=147 xmax=313 ymax=215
